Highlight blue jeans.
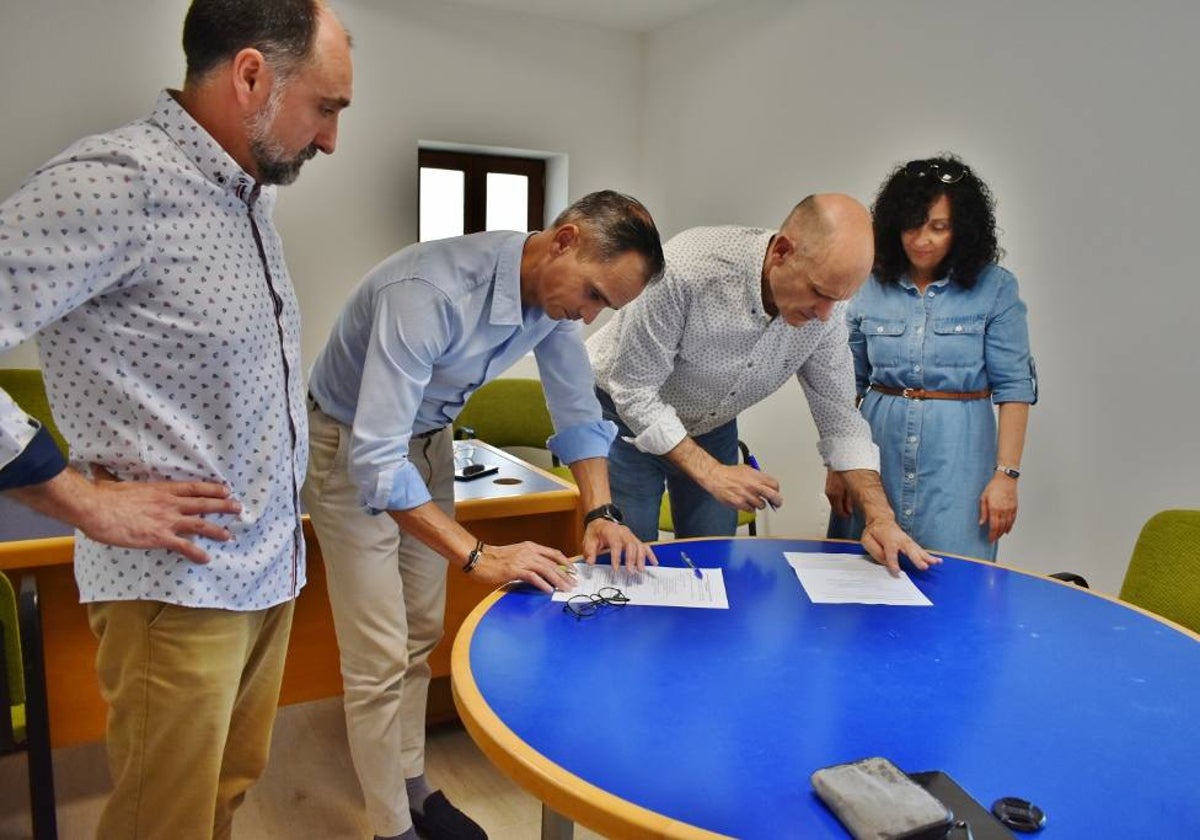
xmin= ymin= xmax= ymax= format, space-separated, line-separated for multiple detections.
xmin=597 ymin=388 xmax=739 ymax=542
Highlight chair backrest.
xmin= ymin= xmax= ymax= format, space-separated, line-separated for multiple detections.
xmin=0 ymin=368 xmax=67 ymax=457
xmin=0 ymin=572 xmax=25 ymax=708
xmin=1120 ymin=510 xmax=1200 ymax=634
xmin=453 ymin=378 xmax=554 ymax=451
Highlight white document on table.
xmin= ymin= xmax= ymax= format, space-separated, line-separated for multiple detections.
xmin=551 ymin=562 xmax=729 ymax=609
xmin=785 ymin=552 xmax=932 ymax=606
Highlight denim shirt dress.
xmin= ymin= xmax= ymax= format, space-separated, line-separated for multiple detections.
xmin=827 ymin=264 xmax=1037 ymax=560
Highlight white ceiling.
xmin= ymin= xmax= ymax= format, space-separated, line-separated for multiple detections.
xmin=430 ymin=0 xmax=725 ymax=32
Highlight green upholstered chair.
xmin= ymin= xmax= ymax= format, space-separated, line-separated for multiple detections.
xmin=0 ymin=572 xmax=58 ymax=839
xmin=0 ymin=368 xmax=68 ymax=457
xmin=453 ymin=378 xmax=575 ymax=482
xmin=1118 ymin=510 xmax=1200 ymax=634
xmin=453 ymin=378 xmax=557 ymax=453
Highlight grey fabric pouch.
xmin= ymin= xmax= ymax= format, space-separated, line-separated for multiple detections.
xmin=811 ymin=757 xmax=954 ymax=840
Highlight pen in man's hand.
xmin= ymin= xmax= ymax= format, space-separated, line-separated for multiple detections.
xmin=679 ymin=550 xmax=703 ymax=579
xmin=744 ymin=453 xmax=780 ymax=510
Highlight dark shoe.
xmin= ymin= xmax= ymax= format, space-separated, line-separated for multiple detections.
xmin=410 ymin=790 xmax=487 ymax=840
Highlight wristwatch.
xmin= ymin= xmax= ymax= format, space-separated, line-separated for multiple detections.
xmin=995 ymin=464 xmax=1021 ymax=479
xmin=583 ymin=503 xmax=624 ymax=527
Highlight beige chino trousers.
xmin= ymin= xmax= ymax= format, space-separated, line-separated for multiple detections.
xmin=302 ymin=405 xmax=455 ymax=837
xmin=88 ymin=597 xmax=294 ymax=839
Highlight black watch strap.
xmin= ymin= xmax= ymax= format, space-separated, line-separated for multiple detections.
xmin=583 ymin=503 xmax=624 ymax=527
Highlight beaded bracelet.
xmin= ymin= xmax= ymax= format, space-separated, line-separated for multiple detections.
xmin=463 ymin=539 xmax=485 ymax=573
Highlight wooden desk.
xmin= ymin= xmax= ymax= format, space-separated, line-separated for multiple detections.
xmin=0 ymin=441 xmax=581 ymax=747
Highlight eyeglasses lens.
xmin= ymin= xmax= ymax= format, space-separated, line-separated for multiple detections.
xmin=596 ymin=587 xmax=629 ymax=605
xmin=564 ymin=595 xmax=599 ymax=619
xmin=562 ymin=587 xmax=629 ymax=619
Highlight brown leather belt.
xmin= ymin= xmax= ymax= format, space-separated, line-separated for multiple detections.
xmin=870 ymin=384 xmax=992 ymax=401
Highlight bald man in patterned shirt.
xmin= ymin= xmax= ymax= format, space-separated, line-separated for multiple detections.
xmin=0 ymin=1 xmax=352 ymax=836
xmin=588 ymin=194 xmax=937 ymax=575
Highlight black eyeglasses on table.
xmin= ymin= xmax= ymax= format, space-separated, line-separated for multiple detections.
xmin=904 ymin=159 xmax=967 ymax=184
xmin=563 ymin=586 xmax=629 ymax=620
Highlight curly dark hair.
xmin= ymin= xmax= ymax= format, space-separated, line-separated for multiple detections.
xmin=871 ymin=154 xmax=1003 ymax=289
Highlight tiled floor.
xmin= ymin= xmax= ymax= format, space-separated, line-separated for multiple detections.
xmin=0 ymin=696 xmax=606 ymax=839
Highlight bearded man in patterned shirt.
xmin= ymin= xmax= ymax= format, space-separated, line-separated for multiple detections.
xmin=0 ymin=1 xmax=352 ymax=836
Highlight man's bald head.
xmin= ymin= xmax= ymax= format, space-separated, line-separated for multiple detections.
xmin=780 ymin=194 xmax=874 ymax=293
xmin=761 ymin=194 xmax=873 ymax=326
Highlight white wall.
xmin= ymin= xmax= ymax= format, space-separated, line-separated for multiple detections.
xmin=0 ymin=0 xmax=191 ymax=367
xmin=5 ymin=0 xmax=1198 ymax=593
xmin=642 ymin=0 xmax=1200 ymax=591
xmin=0 ymin=0 xmax=645 ymax=368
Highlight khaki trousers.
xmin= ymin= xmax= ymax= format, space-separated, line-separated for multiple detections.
xmin=87 ymin=597 xmax=294 ymax=840
xmin=302 ymin=406 xmax=455 ymax=837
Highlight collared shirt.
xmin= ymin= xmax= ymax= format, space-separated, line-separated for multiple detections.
xmin=307 ymin=230 xmax=615 ymax=512
xmin=588 ymin=225 xmax=878 ymax=472
xmin=847 ymin=267 xmax=1038 ymax=402
xmin=0 ymin=91 xmax=307 ymax=609
xmin=834 ymin=266 xmax=1037 ymax=560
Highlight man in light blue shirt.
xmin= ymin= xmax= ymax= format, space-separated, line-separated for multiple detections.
xmin=303 ymin=190 xmax=663 ymax=840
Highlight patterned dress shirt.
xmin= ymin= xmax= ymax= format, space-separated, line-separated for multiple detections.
xmin=588 ymin=225 xmax=879 ymax=472
xmin=0 ymin=91 xmax=307 ymax=609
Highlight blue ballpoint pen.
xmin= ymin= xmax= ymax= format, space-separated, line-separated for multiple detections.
xmin=744 ymin=453 xmax=780 ymax=510
xmin=679 ymin=550 xmax=703 ymax=579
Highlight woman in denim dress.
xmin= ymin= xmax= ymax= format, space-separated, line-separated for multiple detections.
xmin=827 ymin=157 xmax=1037 ymax=561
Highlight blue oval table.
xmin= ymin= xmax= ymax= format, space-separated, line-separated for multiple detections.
xmin=451 ymin=538 xmax=1200 ymax=839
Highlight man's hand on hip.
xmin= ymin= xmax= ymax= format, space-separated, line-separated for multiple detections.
xmin=8 ymin=466 xmax=242 ymax=565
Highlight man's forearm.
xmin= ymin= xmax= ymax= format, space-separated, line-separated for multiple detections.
xmin=6 ymin=466 xmax=94 ymax=526
xmin=566 ymin=457 xmax=614 ymax=512
xmin=390 ymin=502 xmax=473 ymax=568
xmin=663 ymin=436 xmax=719 ymax=488
xmin=838 ymin=469 xmax=897 ymax=524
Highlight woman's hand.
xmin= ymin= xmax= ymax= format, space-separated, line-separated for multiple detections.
xmin=979 ymin=473 xmax=1019 ymax=542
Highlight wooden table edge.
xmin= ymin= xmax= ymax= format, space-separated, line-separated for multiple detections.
xmin=451 ymin=584 xmax=731 ymax=840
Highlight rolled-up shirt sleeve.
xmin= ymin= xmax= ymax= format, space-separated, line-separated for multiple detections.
xmin=799 ymin=308 xmax=880 ymax=473
xmin=350 ymin=280 xmax=453 ymax=513
xmin=0 ymin=415 xmax=67 ymax=490
xmin=0 ymin=395 xmax=42 ymax=476
xmin=601 ymin=267 xmax=693 ymax=456
xmin=985 ymin=275 xmax=1038 ymax=405
xmin=534 ymin=319 xmax=616 ymax=463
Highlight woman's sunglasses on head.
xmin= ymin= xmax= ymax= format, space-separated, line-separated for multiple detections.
xmin=904 ymin=159 xmax=967 ymax=184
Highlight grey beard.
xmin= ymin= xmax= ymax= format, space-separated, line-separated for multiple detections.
xmin=250 ymin=139 xmax=317 ymax=186
xmin=246 ymin=83 xmax=317 ymax=186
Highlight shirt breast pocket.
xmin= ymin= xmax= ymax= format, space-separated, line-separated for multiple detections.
xmin=861 ymin=318 xmax=907 ymax=367
xmin=930 ymin=316 xmax=985 ymax=368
